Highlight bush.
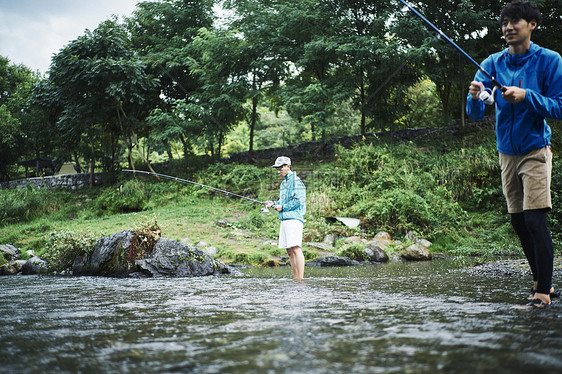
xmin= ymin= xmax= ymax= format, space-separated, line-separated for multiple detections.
xmin=41 ymin=231 xmax=99 ymax=273
xmin=95 ymin=179 xmax=149 ymax=214
xmin=337 ymin=243 xmax=368 ymax=262
xmin=0 ymin=186 xmax=70 ymax=225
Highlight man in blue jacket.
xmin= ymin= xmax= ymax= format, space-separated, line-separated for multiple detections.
xmin=266 ymin=156 xmax=306 ymax=280
xmin=467 ymin=1 xmax=562 ymax=308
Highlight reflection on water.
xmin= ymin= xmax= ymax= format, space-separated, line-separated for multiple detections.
xmin=1 ymin=260 xmax=561 ymax=374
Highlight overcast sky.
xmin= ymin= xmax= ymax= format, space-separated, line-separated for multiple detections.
xmin=0 ymin=0 xmax=140 ymax=74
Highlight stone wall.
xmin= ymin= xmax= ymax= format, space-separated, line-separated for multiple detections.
xmin=0 ymin=173 xmax=103 ymax=190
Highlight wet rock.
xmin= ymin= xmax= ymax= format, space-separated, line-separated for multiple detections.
xmin=365 ymin=244 xmax=389 ymax=263
xmin=1 ymin=263 xmax=17 ymax=275
xmin=11 ymin=260 xmax=27 ymax=272
xmin=0 ymin=244 xmax=21 ymax=261
xmin=21 ymin=256 xmax=48 ymax=275
xmin=135 ymin=238 xmax=228 ymax=277
xmin=306 ymin=256 xmax=361 ymax=267
xmin=73 ymin=230 xmax=135 ymax=277
xmin=401 ymin=243 xmax=432 ymax=261
xmin=465 ymin=257 xmax=562 ymax=278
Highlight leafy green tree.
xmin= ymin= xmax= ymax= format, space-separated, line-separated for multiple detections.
xmin=0 ymin=104 xmax=22 ymax=180
xmin=0 ymin=57 xmax=53 ymax=180
xmin=46 ymin=19 xmax=158 ymax=181
xmin=188 ymin=28 xmax=248 ymax=159
xmin=224 ymin=0 xmax=294 ymax=155
xmin=126 ymin=0 xmax=215 ymax=160
xmin=394 ymin=0 xmax=503 ymax=121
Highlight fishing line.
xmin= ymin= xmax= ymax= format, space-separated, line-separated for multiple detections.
xmin=398 ymin=0 xmax=506 ymax=93
xmin=122 ymin=169 xmax=269 ymax=210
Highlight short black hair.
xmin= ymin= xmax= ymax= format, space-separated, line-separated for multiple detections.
xmin=500 ymin=1 xmax=542 ymax=28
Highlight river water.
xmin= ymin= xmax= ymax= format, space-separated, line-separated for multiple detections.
xmin=1 ymin=260 xmax=561 ymax=374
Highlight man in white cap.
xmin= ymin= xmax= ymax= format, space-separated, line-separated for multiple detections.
xmin=266 ymin=156 xmax=306 ymax=280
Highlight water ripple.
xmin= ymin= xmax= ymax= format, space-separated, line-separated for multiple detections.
xmin=1 ymin=261 xmax=561 ymax=374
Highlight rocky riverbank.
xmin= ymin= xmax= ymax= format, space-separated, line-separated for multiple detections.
xmin=0 ymin=231 xmax=234 ymax=277
xmin=465 ymin=257 xmax=562 ymax=278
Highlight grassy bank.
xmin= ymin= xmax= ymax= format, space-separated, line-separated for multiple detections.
xmin=2 ymin=125 xmax=561 ymax=267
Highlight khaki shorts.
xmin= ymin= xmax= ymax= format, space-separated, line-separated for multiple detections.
xmin=499 ymin=146 xmax=552 ymax=214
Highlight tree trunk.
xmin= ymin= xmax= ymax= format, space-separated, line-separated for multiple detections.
xmin=249 ymin=94 xmax=258 ymax=157
xmin=90 ymin=139 xmax=95 ymax=186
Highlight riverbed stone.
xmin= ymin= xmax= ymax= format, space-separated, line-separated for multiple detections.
xmin=1 ymin=263 xmax=17 ymax=275
xmin=135 ymin=238 xmax=228 ymax=277
xmin=307 ymin=242 xmax=334 ymax=251
xmin=343 ymin=236 xmax=363 ymax=245
xmin=11 ymin=260 xmax=27 ymax=272
xmin=374 ymin=231 xmax=392 ymax=241
xmin=73 ymin=230 xmax=135 ymax=277
xmin=0 ymin=244 xmax=21 ymax=261
xmin=365 ymin=244 xmax=389 ymax=263
xmin=401 ymin=243 xmax=432 ymax=261
xmin=306 ymin=256 xmax=361 ymax=267
xmin=21 ymin=256 xmax=48 ymax=275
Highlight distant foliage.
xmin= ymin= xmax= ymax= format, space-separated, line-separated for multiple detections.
xmin=95 ymin=179 xmax=149 ymax=215
xmin=0 ymin=186 xmax=69 ymax=225
xmin=308 ymin=133 xmax=503 ymax=238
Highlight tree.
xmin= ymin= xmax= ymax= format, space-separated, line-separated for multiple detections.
xmin=0 ymin=57 xmax=52 ymax=180
xmin=188 ymin=28 xmax=248 ymax=159
xmin=46 ymin=18 xmax=158 ymax=182
xmin=224 ymin=0 xmax=294 ymax=156
xmin=394 ymin=0 xmax=504 ymax=121
xmin=126 ymin=0 xmax=216 ymax=160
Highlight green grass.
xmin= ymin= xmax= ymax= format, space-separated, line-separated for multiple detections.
xmin=4 ymin=127 xmax=561 ymax=267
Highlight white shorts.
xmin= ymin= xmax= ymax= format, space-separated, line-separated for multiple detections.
xmin=278 ymin=219 xmax=303 ymax=249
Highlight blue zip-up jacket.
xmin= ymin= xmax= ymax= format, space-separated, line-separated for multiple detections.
xmin=274 ymin=171 xmax=306 ymax=222
xmin=466 ymin=42 xmax=562 ymax=155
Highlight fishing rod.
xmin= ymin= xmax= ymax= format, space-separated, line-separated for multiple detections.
xmin=122 ymin=169 xmax=268 ymax=207
xmin=398 ymin=0 xmax=506 ymax=93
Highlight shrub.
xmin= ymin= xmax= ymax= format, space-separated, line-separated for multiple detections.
xmin=337 ymin=243 xmax=368 ymax=262
xmin=0 ymin=186 xmax=69 ymax=225
xmin=95 ymin=179 xmax=149 ymax=214
xmin=41 ymin=231 xmax=99 ymax=273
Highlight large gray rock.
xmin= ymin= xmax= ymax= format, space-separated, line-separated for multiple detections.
xmin=72 ymin=230 xmax=229 ymax=277
xmin=306 ymin=256 xmax=361 ymax=267
xmin=135 ymin=238 xmax=228 ymax=277
xmin=0 ymin=244 xmax=21 ymax=261
xmin=365 ymin=243 xmax=389 ymax=263
xmin=21 ymin=256 xmax=48 ymax=275
xmin=73 ymin=230 xmax=135 ymax=277
xmin=401 ymin=243 xmax=432 ymax=261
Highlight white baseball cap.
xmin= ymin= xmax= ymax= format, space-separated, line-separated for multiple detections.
xmin=272 ymin=156 xmax=291 ymax=168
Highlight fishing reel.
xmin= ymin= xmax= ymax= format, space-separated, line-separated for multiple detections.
xmin=479 ymin=86 xmax=497 ymax=105
xmin=261 ymin=206 xmax=270 ymax=213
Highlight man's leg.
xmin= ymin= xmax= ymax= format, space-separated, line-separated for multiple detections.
xmin=524 ymin=209 xmax=554 ymax=303
xmin=286 ymin=246 xmax=305 ymax=280
xmin=511 ymin=212 xmax=538 ymax=296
